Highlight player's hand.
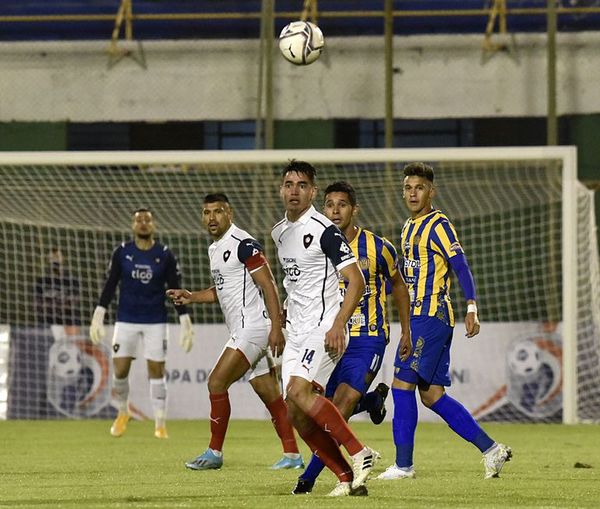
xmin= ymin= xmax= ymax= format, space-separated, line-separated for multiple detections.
xmin=167 ymin=289 xmax=193 ymax=306
xmin=89 ymin=306 xmax=106 ymax=345
xmin=398 ymin=331 xmax=412 ymax=361
xmin=268 ymin=327 xmax=286 ymax=358
xmin=179 ymin=314 xmax=194 ymax=353
xmin=465 ymin=311 xmax=480 ymax=338
xmin=325 ymin=323 xmax=347 ymax=357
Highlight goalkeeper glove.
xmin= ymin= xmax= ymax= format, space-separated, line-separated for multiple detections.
xmin=90 ymin=306 xmax=106 ymax=344
xmin=179 ymin=314 xmax=194 ymax=353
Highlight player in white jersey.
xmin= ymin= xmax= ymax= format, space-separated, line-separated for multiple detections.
xmin=167 ymin=193 xmax=303 ymax=471
xmin=271 ymin=161 xmax=378 ymax=497
xmin=89 ymin=208 xmax=194 ymax=439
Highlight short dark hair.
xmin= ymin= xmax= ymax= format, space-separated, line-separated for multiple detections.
xmin=133 ymin=207 xmax=152 ymax=216
xmin=324 ymin=181 xmax=357 ymax=206
xmin=281 ymin=160 xmax=317 ymax=184
xmin=204 ymin=193 xmax=230 ymax=204
xmin=403 ymin=162 xmax=434 ymax=182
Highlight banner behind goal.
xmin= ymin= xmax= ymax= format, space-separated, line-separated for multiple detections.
xmin=0 ymin=147 xmax=597 ymax=423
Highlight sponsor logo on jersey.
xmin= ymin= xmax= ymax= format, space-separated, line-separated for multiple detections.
xmin=131 ymin=264 xmax=153 ymax=284
xmin=349 ymin=314 xmax=366 ymax=327
xmin=211 ymin=269 xmax=225 ymax=290
xmin=404 ymin=258 xmax=420 ymax=269
xmin=339 ymin=242 xmax=351 ymax=254
xmin=125 ymin=255 xmax=133 ymax=261
xmin=283 ymin=263 xmax=301 ymax=281
xmin=303 ymin=233 xmax=314 ymax=248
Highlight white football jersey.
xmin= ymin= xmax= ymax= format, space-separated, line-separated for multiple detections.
xmin=272 ymin=205 xmax=357 ymax=335
xmin=209 ymin=224 xmax=269 ymax=335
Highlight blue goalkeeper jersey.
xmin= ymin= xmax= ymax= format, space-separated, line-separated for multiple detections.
xmin=98 ymin=241 xmax=186 ymax=324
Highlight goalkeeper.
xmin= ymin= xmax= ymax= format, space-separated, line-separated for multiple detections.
xmin=90 ymin=208 xmax=194 ymax=439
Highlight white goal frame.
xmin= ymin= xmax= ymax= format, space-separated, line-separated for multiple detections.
xmin=1 ymin=146 xmax=578 ymax=423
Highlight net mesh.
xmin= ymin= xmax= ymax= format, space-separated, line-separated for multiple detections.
xmin=0 ymin=150 xmax=597 ymax=421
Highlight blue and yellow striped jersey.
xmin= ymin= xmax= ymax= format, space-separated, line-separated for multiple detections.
xmin=400 ymin=210 xmax=464 ymax=327
xmin=343 ymin=227 xmax=399 ymax=339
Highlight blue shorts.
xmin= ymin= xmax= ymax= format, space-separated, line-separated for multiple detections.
xmin=325 ymin=336 xmax=386 ymax=398
xmin=394 ymin=316 xmax=453 ymax=387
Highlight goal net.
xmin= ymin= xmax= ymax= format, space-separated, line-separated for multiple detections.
xmin=0 ymin=147 xmax=597 ymax=423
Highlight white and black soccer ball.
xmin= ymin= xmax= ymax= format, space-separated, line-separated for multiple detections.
xmin=52 ymin=341 xmax=82 ymax=380
xmin=507 ymin=340 xmax=542 ymax=378
xmin=279 ymin=21 xmax=324 ymax=65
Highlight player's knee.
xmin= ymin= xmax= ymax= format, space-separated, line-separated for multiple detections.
xmin=207 ymin=372 xmax=228 ymax=394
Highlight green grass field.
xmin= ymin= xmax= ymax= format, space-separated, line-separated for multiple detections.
xmin=1 ymin=420 xmax=598 ymax=508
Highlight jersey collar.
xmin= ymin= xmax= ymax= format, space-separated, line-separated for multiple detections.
xmin=284 ymin=205 xmax=315 ymax=225
xmin=213 ymin=223 xmax=237 ymax=247
xmin=408 ymin=209 xmax=438 ymax=225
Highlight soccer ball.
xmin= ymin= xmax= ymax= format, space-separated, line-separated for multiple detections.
xmin=279 ymin=21 xmax=324 ymax=65
xmin=52 ymin=341 xmax=82 ymax=380
xmin=507 ymin=340 xmax=542 ymax=377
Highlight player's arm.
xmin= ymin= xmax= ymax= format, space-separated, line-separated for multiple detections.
xmin=239 ymin=238 xmax=285 ymax=357
xmin=321 ymin=225 xmax=365 ymax=356
xmin=432 ymin=221 xmax=480 ymax=338
xmin=164 ymin=249 xmax=194 ymax=352
xmin=449 ymin=254 xmax=479 ymax=338
xmin=390 ymin=271 xmax=412 ymax=360
xmin=167 ymin=287 xmax=218 ymax=305
xmin=90 ymin=246 xmax=122 ymax=344
xmin=381 ymin=239 xmax=412 ymax=360
xmin=250 ymin=265 xmax=285 ymax=357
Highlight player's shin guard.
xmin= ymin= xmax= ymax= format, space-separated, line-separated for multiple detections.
xmin=112 ymin=376 xmax=129 ymax=413
xmin=208 ymin=392 xmax=231 ymax=452
xmin=306 ymin=395 xmax=363 ymax=456
xmin=297 ymin=423 xmax=352 ymax=483
xmin=150 ymin=377 xmax=167 ymax=428
xmin=392 ymin=388 xmax=418 ymax=468
xmin=266 ymin=395 xmax=300 ymax=454
xmin=430 ymin=394 xmax=494 ymax=452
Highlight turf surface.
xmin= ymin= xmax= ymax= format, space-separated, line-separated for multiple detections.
xmin=1 ymin=420 xmax=598 ymax=508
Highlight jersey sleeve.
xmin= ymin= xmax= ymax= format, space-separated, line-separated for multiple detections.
xmin=237 ymin=238 xmax=268 ymax=274
xmin=165 ymin=248 xmax=189 ymax=315
xmin=98 ymin=245 xmax=122 ymax=307
xmin=379 ymin=237 xmax=399 ymax=280
xmin=430 ymin=219 xmax=464 ymax=260
xmin=320 ymin=225 xmax=356 ymax=270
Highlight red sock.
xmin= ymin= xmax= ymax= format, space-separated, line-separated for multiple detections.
xmin=307 ymin=395 xmax=363 ymax=456
xmin=297 ymin=422 xmax=352 ymax=483
xmin=208 ymin=392 xmax=230 ymax=451
xmin=266 ymin=395 xmax=299 ymax=454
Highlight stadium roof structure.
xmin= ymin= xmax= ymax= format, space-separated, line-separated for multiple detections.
xmin=0 ymin=0 xmax=599 ymax=41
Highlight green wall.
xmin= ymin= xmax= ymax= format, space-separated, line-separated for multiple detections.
xmin=0 ymin=122 xmax=67 ymax=151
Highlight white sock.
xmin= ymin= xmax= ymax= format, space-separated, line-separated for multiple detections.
xmin=283 ymin=452 xmax=300 ymax=459
xmin=150 ymin=377 xmax=167 ymax=428
xmin=112 ymin=376 xmax=129 ymax=414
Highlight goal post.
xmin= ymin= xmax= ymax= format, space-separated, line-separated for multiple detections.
xmin=0 ymin=147 xmax=595 ymax=424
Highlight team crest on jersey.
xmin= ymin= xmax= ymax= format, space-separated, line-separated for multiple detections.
xmin=303 ymin=234 xmax=313 ymax=248
xmin=413 ymin=234 xmax=421 ymax=244
xmin=358 ymin=257 xmax=370 ymax=269
xmin=223 ymin=250 xmax=231 ymax=262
